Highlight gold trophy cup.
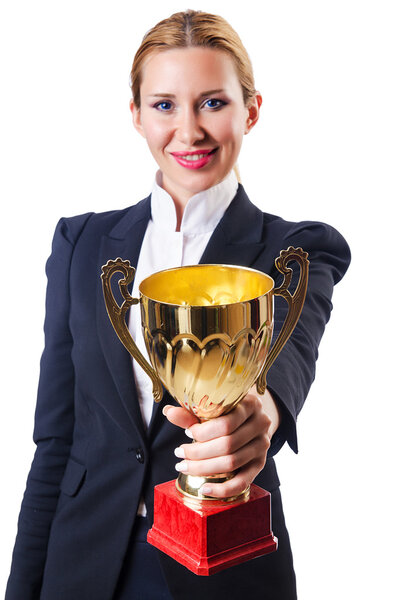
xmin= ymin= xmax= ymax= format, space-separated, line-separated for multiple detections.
xmin=101 ymin=247 xmax=309 ymax=575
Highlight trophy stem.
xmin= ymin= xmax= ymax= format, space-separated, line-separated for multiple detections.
xmin=176 ymin=472 xmax=250 ymax=504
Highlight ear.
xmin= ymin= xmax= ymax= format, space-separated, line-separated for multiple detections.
xmin=245 ymin=91 xmax=262 ymax=134
xmin=129 ymin=98 xmax=146 ymax=138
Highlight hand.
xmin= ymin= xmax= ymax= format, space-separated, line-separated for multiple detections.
xmin=162 ymin=387 xmax=281 ymax=498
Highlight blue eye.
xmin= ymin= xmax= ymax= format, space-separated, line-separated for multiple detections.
xmin=155 ymin=101 xmax=173 ymax=111
xmin=203 ymin=99 xmax=225 ymax=110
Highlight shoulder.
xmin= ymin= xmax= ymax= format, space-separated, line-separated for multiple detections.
xmin=235 ymin=186 xmax=351 ymax=283
xmin=262 ymin=210 xmax=350 ymax=252
xmin=265 ymin=214 xmax=351 ymax=285
xmin=52 ymin=197 xmax=151 ymax=246
xmin=228 ymin=184 xmax=350 ymax=247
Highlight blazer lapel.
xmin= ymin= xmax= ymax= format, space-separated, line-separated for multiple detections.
xmin=200 ymin=184 xmax=266 ymax=266
xmin=96 ymin=197 xmax=151 ymax=442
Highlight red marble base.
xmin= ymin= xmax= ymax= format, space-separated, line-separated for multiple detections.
xmin=147 ymin=480 xmax=277 ymax=576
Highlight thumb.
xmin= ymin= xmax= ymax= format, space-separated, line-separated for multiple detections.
xmin=162 ymin=405 xmax=199 ymax=430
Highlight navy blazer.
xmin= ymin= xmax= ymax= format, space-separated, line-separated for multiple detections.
xmin=6 ymin=185 xmax=350 ymax=599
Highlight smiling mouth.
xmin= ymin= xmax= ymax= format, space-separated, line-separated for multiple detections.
xmin=174 ymin=149 xmax=217 ymax=160
xmin=170 ymin=148 xmax=218 ymax=169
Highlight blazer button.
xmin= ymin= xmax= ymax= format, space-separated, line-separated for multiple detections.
xmin=135 ymin=448 xmax=145 ymax=463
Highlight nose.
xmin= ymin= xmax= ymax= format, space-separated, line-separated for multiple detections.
xmin=175 ymin=107 xmax=206 ymax=146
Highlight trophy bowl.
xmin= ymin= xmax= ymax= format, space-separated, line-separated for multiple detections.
xmin=139 ymin=263 xmax=274 ymax=421
xmin=101 ymin=247 xmax=309 ymax=502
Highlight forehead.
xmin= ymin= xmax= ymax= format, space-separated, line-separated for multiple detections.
xmin=139 ymin=47 xmax=241 ymax=95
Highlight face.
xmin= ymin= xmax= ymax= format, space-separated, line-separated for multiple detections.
xmin=130 ymin=47 xmax=261 ymax=207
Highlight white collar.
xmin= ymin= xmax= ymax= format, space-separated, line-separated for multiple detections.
xmin=150 ymin=170 xmax=238 ymax=234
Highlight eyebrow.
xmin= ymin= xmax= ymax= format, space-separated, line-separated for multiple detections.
xmin=147 ymin=89 xmax=226 ymax=98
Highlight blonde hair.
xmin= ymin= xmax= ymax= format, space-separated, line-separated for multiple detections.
xmin=130 ymin=10 xmax=256 ymax=111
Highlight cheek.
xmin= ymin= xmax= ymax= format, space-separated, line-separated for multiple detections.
xmin=214 ymin=114 xmax=246 ymax=147
xmin=140 ymin=115 xmax=170 ymax=148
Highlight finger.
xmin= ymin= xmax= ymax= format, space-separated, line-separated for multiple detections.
xmin=176 ymin=411 xmax=271 ymax=461
xmin=188 ymin=394 xmax=260 ymax=442
xmin=162 ymin=405 xmax=199 ymax=430
xmin=199 ymin=459 xmax=265 ymax=499
xmin=175 ymin=435 xmax=269 ymax=477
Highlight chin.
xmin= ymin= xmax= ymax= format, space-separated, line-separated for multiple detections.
xmin=183 ymin=171 xmax=228 ymax=193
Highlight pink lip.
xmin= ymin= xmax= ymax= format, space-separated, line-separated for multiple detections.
xmin=170 ymin=148 xmax=218 ymax=170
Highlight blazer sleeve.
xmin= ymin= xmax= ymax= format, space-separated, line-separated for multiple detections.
xmin=6 ymin=214 xmax=93 ymax=600
xmin=265 ymin=220 xmax=351 ymax=457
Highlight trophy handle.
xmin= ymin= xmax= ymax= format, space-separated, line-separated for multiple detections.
xmin=101 ymin=258 xmax=163 ymax=402
xmin=256 ymin=246 xmax=309 ymax=395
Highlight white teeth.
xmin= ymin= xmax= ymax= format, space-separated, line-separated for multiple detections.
xmin=180 ymin=153 xmax=208 ymax=161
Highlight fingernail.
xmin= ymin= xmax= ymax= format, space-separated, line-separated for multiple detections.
xmin=174 ymin=447 xmax=185 ymax=459
xmin=175 ymin=461 xmax=187 ymax=472
xmin=200 ymin=485 xmax=213 ymax=495
xmin=162 ymin=405 xmax=171 ymax=416
xmin=185 ymin=428 xmax=194 ymax=439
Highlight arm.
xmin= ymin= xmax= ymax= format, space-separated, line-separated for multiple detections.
xmin=6 ymin=215 xmax=92 ymax=600
xmin=163 ymin=221 xmax=351 ymax=498
xmin=266 ymin=220 xmax=351 ymax=455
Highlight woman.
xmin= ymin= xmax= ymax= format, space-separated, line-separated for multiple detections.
xmin=6 ymin=10 xmax=350 ymax=600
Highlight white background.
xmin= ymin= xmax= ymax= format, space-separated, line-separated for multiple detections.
xmin=1 ymin=1 xmax=396 ymax=598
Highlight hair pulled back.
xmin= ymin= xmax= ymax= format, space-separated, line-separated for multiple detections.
xmin=130 ymin=10 xmax=256 ymax=109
